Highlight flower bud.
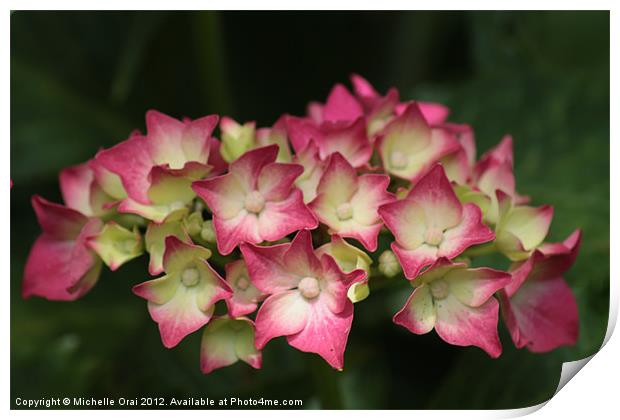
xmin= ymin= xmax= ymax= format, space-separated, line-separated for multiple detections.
xmin=220 ymin=117 xmax=256 ymax=162
xmin=378 ymin=250 xmax=401 ymax=277
xmin=184 ymin=211 xmax=204 ymax=237
xmin=200 ymin=220 xmax=217 ymax=243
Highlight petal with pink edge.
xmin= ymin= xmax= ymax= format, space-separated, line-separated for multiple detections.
xmin=32 ymin=196 xmax=88 ymax=240
xmin=407 ymin=164 xmax=463 ymax=231
xmin=500 ymin=277 xmax=578 ymax=352
xmin=286 ymin=298 xmax=354 ymax=370
xmin=434 ymin=294 xmax=502 ymax=358
xmin=200 ymin=317 xmax=262 ymax=374
xmin=258 ymin=162 xmax=304 ymax=201
xmin=445 ymin=267 xmax=511 ymax=307
xmin=439 ymin=203 xmax=495 ymax=258
xmin=393 ymin=285 xmax=437 ymax=334
xmin=254 ymin=290 xmax=311 ymax=349
xmin=94 ymin=133 xmax=154 ymax=204
xmin=240 ymin=242 xmax=298 ymax=294
xmin=391 ymin=242 xmax=438 ymax=280
xmin=322 ymin=83 xmax=364 ymax=123
xmin=23 ymin=218 xmax=102 ymax=301
xmin=257 ymin=189 xmax=318 ymax=242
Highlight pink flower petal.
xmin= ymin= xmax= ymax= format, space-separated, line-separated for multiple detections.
xmin=254 ymin=290 xmax=311 ymax=349
xmin=434 ymin=294 xmax=503 ymax=358
xmin=240 ymin=242 xmax=299 ymax=294
xmin=393 ymin=285 xmax=437 ymax=334
xmin=95 ymin=132 xmax=154 ymax=204
xmin=257 ymin=189 xmax=318 ymax=242
xmin=23 ymin=202 xmax=102 ymax=301
xmin=322 ymin=83 xmax=364 ymax=123
xmin=446 ymin=267 xmax=511 ymax=307
xmin=500 ymin=276 xmax=578 ymax=352
xmin=440 ymin=203 xmax=495 ymax=257
xmin=391 ymin=242 xmax=438 ymax=280
xmin=59 ymin=162 xmax=96 ymax=216
xmin=258 ymin=162 xmax=304 ymax=201
xmin=229 ymin=144 xmax=279 ymax=187
xmin=317 ymin=118 xmax=372 ymax=168
xmin=286 ymin=298 xmax=354 ymax=370
xmin=31 ymin=195 xmax=89 ymax=240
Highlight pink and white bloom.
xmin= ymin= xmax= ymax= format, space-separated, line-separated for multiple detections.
xmin=309 ymin=152 xmax=393 ymax=251
xmin=495 ymin=191 xmax=554 ymax=261
xmin=224 ymin=259 xmax=265 ymax=317
xmin=192 ymin=145 xmax=318 ymax=255
xmin=132 ymin=237 xmax=231 ymax=348
xmin=379 ymin=164 xmax=494 ymax=279
xmin=23 ymin=196 xmax=103 ymax=301
xmin=394 ymin=258 xmax=511 ymax=358
xmin=95 ymin=111 xmax=219 ymax=222
xmin=200 ymin=316 xmax=262 ymax=374
xmin=240 ymin=230 xmax=366 ymax=369
xmin=286 ymin=116 xmax=373 ymax=168
xmin=376 ymin=103 xmax=459 ymax=182
xmin=499 ymin=230 xmax=581 ymax=352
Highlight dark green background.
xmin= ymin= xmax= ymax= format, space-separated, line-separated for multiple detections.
xmin=10 ymin=11 xmax=610 ymax=409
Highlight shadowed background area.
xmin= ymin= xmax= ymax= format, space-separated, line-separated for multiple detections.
xmin=10 ymin=11 xmax=609 ymax=409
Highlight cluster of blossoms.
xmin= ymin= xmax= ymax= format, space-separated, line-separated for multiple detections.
xmin=23 ymin=75 xmax=581 ymax=373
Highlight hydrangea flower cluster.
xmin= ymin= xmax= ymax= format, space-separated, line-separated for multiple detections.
xmin=23 ymin=75 xmax=582 ymax=373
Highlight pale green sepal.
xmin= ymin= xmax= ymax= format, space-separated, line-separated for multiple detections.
xmin=88 ymin=222 xmax=143 ymax=271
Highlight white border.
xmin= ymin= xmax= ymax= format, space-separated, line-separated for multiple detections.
xmin=3 ymin=2 xmax=617 ymax=420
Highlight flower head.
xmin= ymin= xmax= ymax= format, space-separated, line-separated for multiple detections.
xmin=377 ymin=103 xmax=459 ymax=182
xmin=132 ymin=237 xmax=231 ymax=348
xmin=379 ymin=164 xmax=494 ymax=279
xmin=499 ymin=230 xmax=581 ymax=352
xmin=95 ymin=111 xmax=219 ymax=222
xmin=309 ymin=152 xmax=393 ymax=251
xmin=241 ymin=230 xmax=365 ymax=369
xmin=393 ymin=258 xmax=511 ymax=357
xmin=192 ymin=145 xmax=317 ymax=255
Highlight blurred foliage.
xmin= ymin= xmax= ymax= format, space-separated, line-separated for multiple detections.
xmin=10 ymin=11 xmax=609 ymax=409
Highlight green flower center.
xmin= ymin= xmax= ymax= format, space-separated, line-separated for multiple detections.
xmin=389 ymin=150 xmax=408 ymax=169
xmin=298 ymin=276 xmax=320 ymax=299
xmin=336 ymin=202 xmax=353 ymax=221
xmin=244 ymin=191 xmax=265 ymax=214
xmin=181 ymin=267 xmax=200 ymax=287
xmin=430 ymin=279 xmax=449 ymax=300
xmin=424 ymin=227 xmax=444 ymax=246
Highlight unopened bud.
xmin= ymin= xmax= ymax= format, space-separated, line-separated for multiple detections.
xmin=379 ymin=250 xmax=401 ymax=277
xmin=200 ymin=220 xmax=216 ymax=243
